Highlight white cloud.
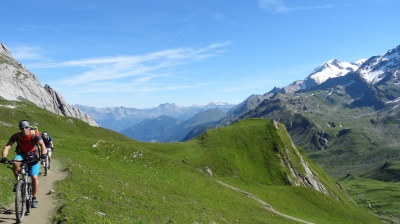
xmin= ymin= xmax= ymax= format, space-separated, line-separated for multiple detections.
xmin=38 ymin=41 xmax=231 ymax=86
xmin=259 ymin=0 xmax=339 ymax=13
xmin=259 ymin=0 xmax=289 ymax=13
xmin=11 ymin=46 xmax=46 ymax=60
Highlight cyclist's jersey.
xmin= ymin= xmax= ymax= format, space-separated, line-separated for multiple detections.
xmin=9 ymin=131 xmax=43 ymax=154
xmin=42 ymin=136 xmax=53 ymax=148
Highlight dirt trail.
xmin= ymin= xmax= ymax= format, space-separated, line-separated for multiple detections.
xmin=216 ymin=180 xmax=314 ymax=224
xmin=0 ymin=159 xmax=67 ymax=224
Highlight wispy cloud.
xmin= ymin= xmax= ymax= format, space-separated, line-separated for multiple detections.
xmin=11 ymin=46 xmax=46 ymax=60
xmin=46 ymin=41 xmax=231 ymax=85
xmin=259 ymin=0 xmax=289 ymax=13
xmin=163 ymin=29 xmax=185 ymax=47
xmin=10 ymin=41 xmax=232 ymax=106
xmin=43 ymin=26 xmax=113 ymax=47
xmin=259 ymin=0 xmax=340 ymax=13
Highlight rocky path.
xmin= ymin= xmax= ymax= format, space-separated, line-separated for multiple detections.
xmin=0 ymin=159 xmax=67 ymax=224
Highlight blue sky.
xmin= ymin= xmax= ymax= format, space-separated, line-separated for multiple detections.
xmin=2 ymin=0 xmax=400 ymax=108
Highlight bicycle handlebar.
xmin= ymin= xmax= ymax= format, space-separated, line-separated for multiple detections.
xmin=1 ymin=159 xmax=24 ymax=165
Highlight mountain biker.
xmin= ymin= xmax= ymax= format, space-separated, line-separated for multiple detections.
xmin=41 ymin=132 xmax=54 ymax=169
xmin=0 ymin=120 xmax=47 ymax=208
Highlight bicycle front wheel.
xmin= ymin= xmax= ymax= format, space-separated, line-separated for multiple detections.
xmin=15 ymin=179 xmax=26 ymax=222
xmin=26 ymin=179 xmax=32 ymax=214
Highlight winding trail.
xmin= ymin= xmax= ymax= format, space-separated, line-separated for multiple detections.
xmin=216 ymin=180 xmax=314 ymax=224
xmin=1 ymin=159 xmax=312 ymax=223
xmin=0 ymin=159 xmax=67 ymax=224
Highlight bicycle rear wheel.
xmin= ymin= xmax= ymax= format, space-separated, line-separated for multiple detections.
xmin=43 ymin=157 xmax=48 ymax=176
xmin=15 ymin=179 xmax=26 ymax=223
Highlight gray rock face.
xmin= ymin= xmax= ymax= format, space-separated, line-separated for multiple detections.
xmin=0 ymin=43 xmax=98 ymax=126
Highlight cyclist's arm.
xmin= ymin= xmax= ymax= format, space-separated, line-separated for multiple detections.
xmin=38 ymin=139 xmax=47 ymax=156
xmin=2 ymin=141 xmax=14 ymax=158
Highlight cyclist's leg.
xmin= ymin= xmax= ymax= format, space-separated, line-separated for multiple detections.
xmin=47 ymin=148 xmax=52 ymax=167
xmin=13 ymin=154 xmax=23 ymax=179
xmin=29 ymin=162 xmax=40 ymax=198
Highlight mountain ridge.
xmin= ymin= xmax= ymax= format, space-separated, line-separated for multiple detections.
xmin=0 ymin=43 xmax=98 ymax=126
xmin=74 ymin=101 xmax=235 ymax=132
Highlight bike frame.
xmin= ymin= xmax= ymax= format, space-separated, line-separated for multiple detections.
xmin=8 ymin=159 xmax=33 ymax=223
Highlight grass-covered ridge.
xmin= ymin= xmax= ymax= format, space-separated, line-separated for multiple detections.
xmin=0 ymin=99 xmax=381 ymax=223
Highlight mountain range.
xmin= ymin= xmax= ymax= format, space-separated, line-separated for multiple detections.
xmin=222 ymin=44 xmax=400 ymax=178
xmin=1 ymin=41 xmax=399 ymax=222
xmin=74 ymin=101 xmax=235 ymax=132
xmin=2 ymin=40 xmax=400 ymax=180
xmin=78 ymin=44 xmax=400 ymax=181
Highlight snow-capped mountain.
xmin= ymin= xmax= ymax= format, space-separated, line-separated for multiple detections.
xmin=358 ymin=45 xmax=400 ymax=84
xmin=269 ymin=58 xmax=366 ymax=95
xmin=302 ymin=58 xmax=366 ymax=89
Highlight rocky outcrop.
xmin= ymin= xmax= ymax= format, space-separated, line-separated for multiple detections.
xmin=0 ymin=43 xmax=98 ymax=126
xmin=274 ymin=121 xmax=330 ymax=195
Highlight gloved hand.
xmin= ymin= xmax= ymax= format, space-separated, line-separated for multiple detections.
xmin=40 ymin=154 xmax=47 ymax=159
xmin=51 ymin=147 xmax=54 ymax=151
xmin=0 ymin=157 xmax=8 ymax=163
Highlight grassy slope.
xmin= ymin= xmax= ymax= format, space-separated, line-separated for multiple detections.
xmin=341 ymin=175 xmax=400 ymax=223
xmin=0 ymin=99 xmax=381 ymax=223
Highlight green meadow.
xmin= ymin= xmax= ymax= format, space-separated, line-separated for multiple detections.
xmin=0 ymin=99 xmax=384 ymax=223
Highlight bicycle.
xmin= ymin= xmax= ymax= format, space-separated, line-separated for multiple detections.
xmin=42 ymin=153 xmax=49 ymax=176
xmin=3 ymin=158 xmax=35 ymax=223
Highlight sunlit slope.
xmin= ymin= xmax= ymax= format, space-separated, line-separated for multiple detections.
xmin=144 ymin=119 xmax=382 ymax=223
xmin=342 ymin=174 xmax=400 ymax=223
xmin=0 ymin=99 xmax=380 ymax=223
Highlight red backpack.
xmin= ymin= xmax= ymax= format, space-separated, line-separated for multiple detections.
xmin=14 ymin=130 xmax=40 ymax=154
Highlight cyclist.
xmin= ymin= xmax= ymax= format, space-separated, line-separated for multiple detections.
xmin=0 ymin=120 xmax=47 ymax=208
xmin=41 ymin=132 xmax=54 ymax=169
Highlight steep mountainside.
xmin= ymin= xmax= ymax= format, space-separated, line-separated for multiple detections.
xmin=156 ymin=44 xmax=400 ymax=182
xmin=0 ymin=43 xmax=97 ymax=126
xmin=222 ymin=44 xmax=400 ymax=178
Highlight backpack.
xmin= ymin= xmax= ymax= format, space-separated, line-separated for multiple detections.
xmin=30 ymin=126 xmax=40 ymax=150
xmin=14 ymin=129 xmax=40 ymax=155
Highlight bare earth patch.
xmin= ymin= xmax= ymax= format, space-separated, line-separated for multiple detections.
xmin=0 ymin=159 xmax=67 ymax=223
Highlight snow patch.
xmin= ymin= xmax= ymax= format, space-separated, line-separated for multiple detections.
xmin=0 ymin=104 xmax=18 ymax=109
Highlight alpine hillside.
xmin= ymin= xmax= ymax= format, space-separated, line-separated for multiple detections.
xmin=0 ymin=101 xmax=381 ymax=223
xmin=0 ymin=43 xmax=98 ymax=126
xmin=185 ymin=45 xmax=400 ymax=178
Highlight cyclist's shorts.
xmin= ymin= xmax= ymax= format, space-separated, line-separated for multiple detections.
xmin=14 ymin=154 xmax=40 ymax=176
xmin=46 ymin=148 xmax=52 ymax=157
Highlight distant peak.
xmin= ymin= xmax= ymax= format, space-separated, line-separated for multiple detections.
xmin=209 ymin=100 xmax=228 ymax=106
xmin=327 ymin=58 xmax=340 ymax=64
xmin=326 ymin=59 xmax=342 ymax=68
xmin=353 ymin=59 xmax=367 ymax=66
xmin=385 ymin=45 xmax=400 ymax=57
xmin=158 ymin=103 xmax=177 ymax=108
